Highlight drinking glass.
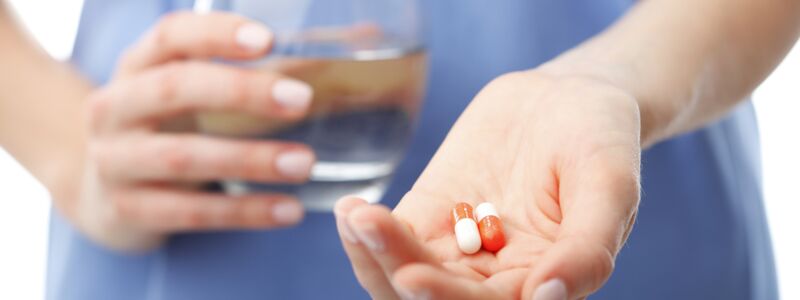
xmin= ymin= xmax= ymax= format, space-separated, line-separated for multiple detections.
xmin=193 ymin=0 xmax=427 ymax=211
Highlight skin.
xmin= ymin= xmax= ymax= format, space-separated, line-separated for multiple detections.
xmin=335 ymin=73 xmax=641 ymax=299
xmin=1 ymin=9 xmax=318 ymax=251
xmin=334 ymin=0 xmax=800 ymax=299
xmin=0 ymin=0 xmax=798 ymax=299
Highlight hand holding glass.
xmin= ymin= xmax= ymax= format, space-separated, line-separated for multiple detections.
xmin=194 ymin=0 xmax=427 ymax=211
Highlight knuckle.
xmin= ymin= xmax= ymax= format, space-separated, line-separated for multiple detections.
xmin=199 ymin=31 xmax=223 ymax=57
xmin=246 ymin=198 xmax=277 ymax=227
xmin=180 ymin=207 xmax=208 ymax=228
xmin=226 ymin=69 xmax=252 ymax=108
xmin=157 ymin=140 xmax=194 ymax=175
xmin=205 ymin=152 xmax=232 ymax=179
xmin=154 ymin=63 xmax=184 ymax=104
xmin=152 ymin=25 xmax=171 ymax=52
xmin=153 ymin=12 xmax=189 ymax=49
xmin=237 ymin=144 xmax=266 ymax=179
xmin=216 ymin=201 xmax=240 ymax=225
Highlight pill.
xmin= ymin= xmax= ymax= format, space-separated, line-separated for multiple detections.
xmin=451 ymin=202 xmax=481 ymax=254
xmin=475 ymin=202 xmax=506 ymax=252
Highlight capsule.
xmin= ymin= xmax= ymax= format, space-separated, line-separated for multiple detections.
xmin=451 ymin=202 xmax=481 ymax=254
xmin=475 ymin=202 xmax=506 ymax=252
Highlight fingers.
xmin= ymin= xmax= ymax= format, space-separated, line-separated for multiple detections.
xmin=334 ymin=197 xmax=399 ymax=300
xmin=346 ymin=203 xmax=439 ymax=276
xmin=118 ymin=11 xmax=272 ymax=76
xmin=393 ymin=263 xmax=503 ymax=300
xmin=336 ymin=197 xmax=449 ymax=299
xmin=93 ymin=134 xmax=314 ymax=183
xmin=112 ymin=187 xmax=304 ymax=232
xmin=89 ymin=61 xmax=312 ymax=133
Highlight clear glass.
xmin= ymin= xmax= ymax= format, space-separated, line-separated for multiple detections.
xmin=193 ymin=0 xmax=427 ymax=211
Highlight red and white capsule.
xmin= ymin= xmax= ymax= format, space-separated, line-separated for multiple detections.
xmin=475 ymin=202 xmax=506 ymax=252
xmin=451 ymin=202 xmax=482 ymax=254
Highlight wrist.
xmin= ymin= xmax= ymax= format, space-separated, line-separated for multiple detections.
xmin=535 ymin=52 xmax=673 ymax=148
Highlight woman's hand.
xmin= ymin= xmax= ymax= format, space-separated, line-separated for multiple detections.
xmin=335 ymin=70 xmax=641 ymax=299
xmin=64 ymin=12 xmax=317 ymax=252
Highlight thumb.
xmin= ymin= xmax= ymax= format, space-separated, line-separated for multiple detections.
xmin=521 ymin=236 xmax=616 ymax=300
xmin=523 ymin=155 xmax=640 ymax=299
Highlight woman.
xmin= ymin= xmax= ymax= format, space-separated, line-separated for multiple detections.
xmin=0 ymin=0 xmax=796 ymax=299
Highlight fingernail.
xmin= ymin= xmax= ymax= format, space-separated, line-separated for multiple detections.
xmin=272 ymin=201 xmax=304 ymax=224
xmin=235 ymin=23 xmax=272 ymax=52
xmin=397 ymin=286 xmax=430 ymax=300
xmin=272 ymin=79 xmax=313 ymax=111
xmin=533 ymin=279 xmax=567 ymax=300
xmin=350 ymin=222 xmax=384 ymax=252
xmin=275 ymin=150 xmax=314 ymax=179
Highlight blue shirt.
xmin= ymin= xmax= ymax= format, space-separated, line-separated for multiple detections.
xmin=47 ymin=1 xmax=778 ymax=299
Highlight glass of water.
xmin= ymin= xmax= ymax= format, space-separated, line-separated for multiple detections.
xmin=193 ymin=0 xmax=427 ymax=211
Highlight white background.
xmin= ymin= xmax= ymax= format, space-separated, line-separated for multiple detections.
xmin=1 ymin=1 xmax=798 ymax=299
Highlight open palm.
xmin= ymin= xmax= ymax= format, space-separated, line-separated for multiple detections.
xmin=335 ymin=71 xmax=641 ymax=300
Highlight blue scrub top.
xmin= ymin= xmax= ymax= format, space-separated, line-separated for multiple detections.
xmin=47 ymin=1 xmax=778 ymax=299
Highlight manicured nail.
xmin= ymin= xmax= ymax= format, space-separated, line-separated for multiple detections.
xmin=397 ymin=286 xmax=430 ymax=300
xmin=272 ymin=79 xmax=313 ymax=111
xmin=351 ymin=222 xmax=384 ymax=252
xmin=533 ymin=279 xmax=567 ymax=300
xmin=235 ymin=23 xmax=272 ymax=52
xmin=271 ymin=201 xmax=304 ymax=224
xmin=275 ymin=150 xmax=313 ymax=179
